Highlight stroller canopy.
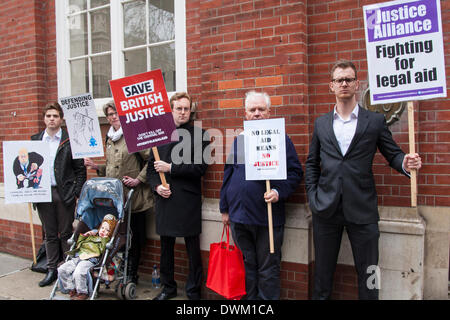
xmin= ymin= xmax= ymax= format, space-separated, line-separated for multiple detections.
xmin=76 ymin=178 xmax=124 ymax=230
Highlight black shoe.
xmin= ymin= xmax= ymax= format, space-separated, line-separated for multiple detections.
xmin=153 ymin=291 xmax=177 ymax=300
xmin=130 ymin=274 xmax=139 ymax=285
xmin=187 ymin=293 xmax=201 ymax=300
xmin=39 ymin=269 xmax=57 ymax=287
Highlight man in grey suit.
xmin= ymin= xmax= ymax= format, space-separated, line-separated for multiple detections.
xmin=305 ymin=60 xmax=422 ymax=300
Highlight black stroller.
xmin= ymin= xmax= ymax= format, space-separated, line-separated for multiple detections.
xmin=49 ymin=177 xmax=136 ymax=300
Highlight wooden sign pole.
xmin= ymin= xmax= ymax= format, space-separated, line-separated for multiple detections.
xmin=407 ymin=101 xmax=417 ymax=208
xmin=152 ymin=146 xmax=168 ymax=188
xmin=28 ymin=203 xmax=37 ymax=265
xmin=266 ymin=180 xmax=275 ymax=254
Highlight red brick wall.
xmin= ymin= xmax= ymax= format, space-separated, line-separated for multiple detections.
xmin=0 ymin=0 xmax=448 ymax=300
xmin=1 ymin=1 xmax=449 ymax=207
xmin=190 ymin=0 xmax=309 ymax=203
xmin=0 ymin=0 xmax=57 ymax=179
xmin=0 ymin=218 xmax=44 ymax=258
xmin=140 ymin=237 xmax=313 ymax=300
xmin=417 ymin=0 xmax=450 ymax=207
xmin=307 ymin=0 xmax=450 ymax=207
xmin=0 ymin=218 xmax=328 ymax=300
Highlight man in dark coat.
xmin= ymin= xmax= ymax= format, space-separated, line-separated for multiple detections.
xmin=31 ymin=102 xmax=86 ymax=287
xmin=305 ymin=60 xmax=422 ymax=300
xmin=147 ymin=92 xmax=210 ymax=300
xmin=13 ymin=148 xmax=44 ymax=188
xmin=220 ymin=91 xmax=303 ymax=300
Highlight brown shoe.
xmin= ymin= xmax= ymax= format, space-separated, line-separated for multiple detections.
xmin=71 ymin=293 xmax=89 ymax=300
xmin=68 ymin=289 xmax=77 ymax=297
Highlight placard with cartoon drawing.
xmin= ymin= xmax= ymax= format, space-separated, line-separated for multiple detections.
xmin=3 ymin=141 xmax=51 ymax=204
xmin=59 ymin=93 xmax=104 ymax=159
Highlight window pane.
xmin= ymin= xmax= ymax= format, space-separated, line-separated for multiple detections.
xmin=123 ymin=0 xmax=146 ymax=48
xmin=70 ymin=59 xmax=89 ymax=95
xmin=151 ymin=43 xmax=175 ymax=92
xmin=92 ymin=55 xmax=112 ymax=98
xmin=62 ymin=0 xmax=182 ymax=99
xmin=124 ymin=49 xmax=146 ymax=77
xmin=91 ymin=0 xmax=109 ymax=8
xmin=149 ymin=0 xmax=175 ymax=43
xmin=91 ymin=8 xmax=111 ymax=54
xmin=69 ymin=0 xmax=86 ymax=12
xmin=69 ymin=13 xmax=87 ymax=57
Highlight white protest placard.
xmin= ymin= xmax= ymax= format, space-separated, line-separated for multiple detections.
xmin=363 ymin=0 xmax=446 ymax=104
xmin=59 ymin=93 xmax=104 ymax=159
xmin=244 ymin=118 xmax=286 ymax=181
xmin=3 ymin=141 xmax=51 ymax=204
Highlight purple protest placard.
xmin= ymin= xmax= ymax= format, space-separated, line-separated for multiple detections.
xmin=365 ymin=0 xmax=438 ymax=42
xmin=109 ymin=70 xmax=177 ymax=154
xmin=363 ymin=0 xmax=446 ymax=104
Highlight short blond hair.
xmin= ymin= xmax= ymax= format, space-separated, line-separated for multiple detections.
xmin=330 ymin=60 xmax=357 ymax=80
xmin=170 ymin=92 xmax=196 ymax=121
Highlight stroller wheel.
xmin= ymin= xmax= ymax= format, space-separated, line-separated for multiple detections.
xmin=124 ymin=282 xmax=136 ymax=300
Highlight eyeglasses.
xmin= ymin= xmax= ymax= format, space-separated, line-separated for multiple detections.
xmin=332 ymin=77 xmax=356 ymax=85
xmin=106 ymin=112 xmax=118 ymax=117
xmin=174 ymin=107 xmax=190 ymax=113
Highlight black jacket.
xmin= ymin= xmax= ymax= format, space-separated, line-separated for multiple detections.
xmin=147 ymin=123 xmax=209 ymax=237
xmin=305 ymin=106 xmax=406 ymax=224
xmin=31 ymin=128 xmax=87 ymax=207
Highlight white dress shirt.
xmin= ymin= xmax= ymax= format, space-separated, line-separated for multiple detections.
xmin=333 ymin=104 xmax=358 ymax=156
xmin=332 ymin=104 xmax=409 ymax=175
xmin=43 ymin=128 xmax=62 ymax=186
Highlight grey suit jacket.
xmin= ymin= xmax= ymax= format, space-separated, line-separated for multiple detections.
xmin=305 ymin=106 xmax=407 ymax=224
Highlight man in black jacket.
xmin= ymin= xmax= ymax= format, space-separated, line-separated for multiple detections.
xmin=147 ymin=92 xmax=209 ymax=300
xmin=31 ymin=102 xmax=86 ymax=287
xmin=305 ymin=60 xmax=422 ymax=299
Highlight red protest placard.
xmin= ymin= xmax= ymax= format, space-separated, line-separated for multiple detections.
xmin=109 ymin=69 xmax=177 ymax=153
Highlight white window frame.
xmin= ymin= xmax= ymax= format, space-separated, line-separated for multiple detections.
xmin=55 ymin=0 xmax=186 ymax=116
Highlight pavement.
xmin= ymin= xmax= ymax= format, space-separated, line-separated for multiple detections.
xmin=0 ymin=252 xmax=187 ymax=300
xmin=3 ymin=252 xmax=447 ymax=302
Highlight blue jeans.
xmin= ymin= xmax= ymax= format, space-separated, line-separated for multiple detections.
xmin=230 ymin=222 xmax=284 ymax=300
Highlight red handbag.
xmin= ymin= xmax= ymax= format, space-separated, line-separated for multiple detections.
xmin=206 ymin=224 xmax=246 ymax=300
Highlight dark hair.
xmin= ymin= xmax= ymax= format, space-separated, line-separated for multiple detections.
xmin=170 ymin=92 xmax=197 ymax=121
xmin=43 ymin=102 xmax=64 ymax=118
xmin=330 ymin=60 xmax=357 ymax=80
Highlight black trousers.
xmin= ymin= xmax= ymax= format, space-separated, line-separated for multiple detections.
xmin=312 ymin=202 xmax=380 ymax=300
xmin=160 ymin=235 xmax=202 ymax=299
xmin=128 ymin=210 xmax=148 ymax=276
xmin=230 ymin=222 xmax=284 ymax=300
xmin=36 ymin=187 xmax=75 ymax=270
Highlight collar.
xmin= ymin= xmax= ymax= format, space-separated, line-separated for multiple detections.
xmin=43 ymin=128 xmax=62 ymax=140
xmin=333 ymin=104 xmax=359 ymax=121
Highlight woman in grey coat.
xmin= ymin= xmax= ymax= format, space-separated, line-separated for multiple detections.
xmin=84 ymin=101 xmax=154 ymax=284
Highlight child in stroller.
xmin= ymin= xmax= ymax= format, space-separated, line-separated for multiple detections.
xmin=50 ymin=177 xmax=136 ymax=300
xmin=58 ymin=214 xmax=117 ymax=300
